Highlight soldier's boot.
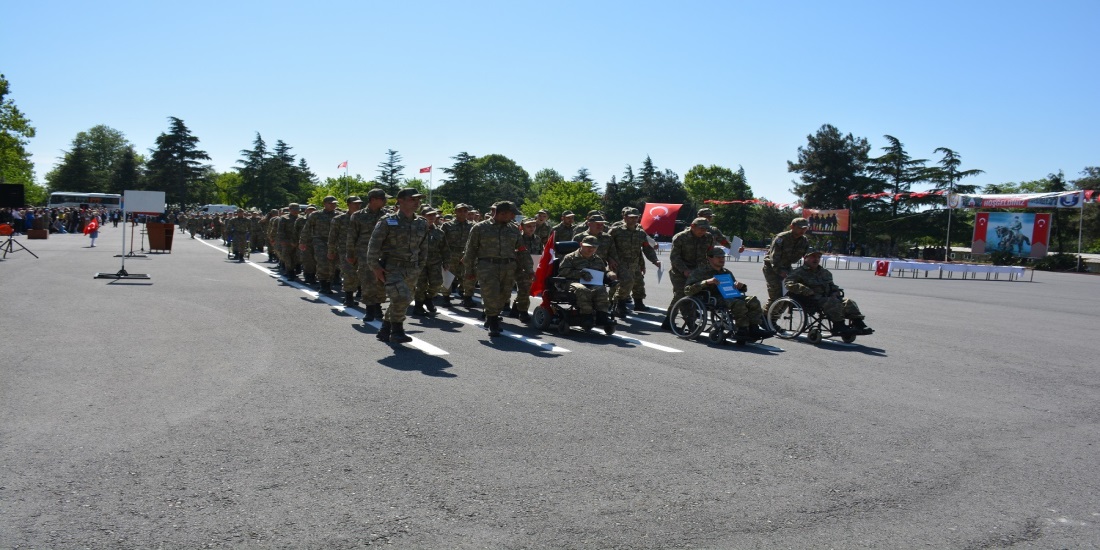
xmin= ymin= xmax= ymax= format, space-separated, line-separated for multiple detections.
xmin=320 ymin=281 xmax=332 ymax=295
xmin=833 ymin=319 xmax=855 ymax=336
xmin=343 ymin=290 xmax=356 ymax=307
xmin=410 ymin=301 xmax=425 ymax=316
xmin=389 ymin=322 xmax=413 ymax=344
xmin=734 ymin=326 xmax=752 ymax=341
xmin=487 ymin=316 xmax=502 ymax=337
xmin=437 ymin=294 xmax=452 ymax=307
xmin=304 ymin=272 xmax=317 ymax=285
xmin=749 ymin=324 xmax=775 ymax=339
xmin=424 ymin=298 xmax=437 ymax=315
xmin=614 ymin=300 xmax=628 ymax=317
xmin=660 ymin=314 xmax=671 ymax=330
xmin=363 ymin=304 xmax=378 ymax=322
xmin=852 ymin=319 xmax=874 ymax=335
xmin=596 ymin=311 xmax=615 ymax=335
xmin=507 ymin=301 xmax=519 ymax=318
xmin=632 ymin=299 xmax=649 ymax=312
xmin=501 ymin=302 xmax=512 ymax=316
xmin=376 ymin=321 xmax=391 ymax=342
xmin=461 ymin=296 xmax=478 ymax=308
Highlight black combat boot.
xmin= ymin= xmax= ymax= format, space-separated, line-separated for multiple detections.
xmin=320 ymin=281 xmax=332 ymax=295
xmin=304 ymin=272 xmax=317 ymax=285
xmin=364 ymin=304 xmax=378 ymax=322
xmin=343 ymin=290 xmax=356 ymax=307
xmin=517 ymin=309 xmax=531 ymax=323
xmin=424 ymin=298 xmax=437 ymax=315
xmin=389 ymin=322 xmax=412 ymax=344
xmin=660 ymin=315 xmax=671 ymax=330
xmin=632 ymin=299 xmax=649 ymax=312
xmin=596 ymin=311 xmax=615 ymax=335
xmin=487 ymin=316 xmax=502 ymax=337
xmin=376 ymin=321 xmax=391 ymax=342
xmin=461 ymin=296 xmax=478 ymax=308
xmin=614 ymin=300 xmax=628 ymax=317
xmin=410 ymin=301 xmax=425 ymax=316
xmin=507 ymin=301 xmax=519 ymax=318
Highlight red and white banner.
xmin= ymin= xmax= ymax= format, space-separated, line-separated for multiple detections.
xmin=529 ymin=231 xmax=557 ymax=298
xmin=640 ymin=203 xmax=682 ymax=237
xmin=874 ymin=260 xmax=890 ymax=277
xmin=972 ymin=212 xmax=1050 ymax=258
xmin=337 ymin=161 xmax=348 ymax=169
xmin=419 ymin=166 xmax=431 ymax=174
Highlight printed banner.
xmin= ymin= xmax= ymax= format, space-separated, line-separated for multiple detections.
xmin=801 ymin=208 xmax=849 ymax=234
xmin=972 ymin=212 xmax=1051 ymax=258
xmin=948 ymin=191 xmax=1083 ymax=209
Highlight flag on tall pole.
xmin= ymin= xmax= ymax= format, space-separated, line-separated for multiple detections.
xmin=419 ymin=166 xmax=431 ymax=173
xmin=420 ymin=166 xmax=433 ymax=205
xmin=337 ymin=161 xmax=348 ymax=169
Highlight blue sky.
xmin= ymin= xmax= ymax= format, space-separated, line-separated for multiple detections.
xmin=4 ymin=0 xmax=1097 ymax=204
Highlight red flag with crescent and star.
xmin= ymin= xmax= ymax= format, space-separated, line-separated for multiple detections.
xmin=1031 ymin=213 xmax=1051 ymax=247
xmin=640 ymin=203 xmax=682 ymax=237
xmin=528 ymin=231 xmax=557 ymax=298
xmin=973 ymin=212 xmax=989 ymax=242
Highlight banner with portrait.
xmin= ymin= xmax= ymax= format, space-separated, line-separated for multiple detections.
xmin=971 ymin=212 xmax=1051 ymax=258
xmin=800 ymin=208 xmax=849 ymax=234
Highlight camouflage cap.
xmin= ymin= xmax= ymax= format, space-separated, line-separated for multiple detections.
xmin=495 ymin=201 xmax=520 ymax=214
xmin=366 ymin=189 xmax=390 ymax=200
xmin=791 ymin=217 xmax=810 ymax=228
xmin=691 ymin=217 xmax=710 ymax=229
xmin=322 ymin=195 xmax=338 ymax=204
xmin=347 ymin=195 xmax=363 ymax=204
xmin=521 ymin=217 xmax=537 ymax=225
xmin=804 ymin=247 xmax=823 ymax=257
xmin=396 ymin=188 xmax=425 ymax=200
xmin=288 ymin=203 xmax=300 ymax=210
xmin=697 ymin=208 xmax=713 ymax=216
xmin=707 ymin=246 xmax=727 ymax=258
xmin=580 ymin=235 xmax=599 ymax=246
xmin=624 ymin=208 xmax=641 ymax=217
xmin=537 ymin=209 xmax=549 ymax=215
xmin=561 ymin=210 xmax=575 ymax=217
xmin=587 ymin=214 xmax=606 ymax=223
xmin=454 ymin=203 xmax=471 ymax=211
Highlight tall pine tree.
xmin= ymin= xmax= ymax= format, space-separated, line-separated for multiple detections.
xmin=145 ymin=117 xmax=210 ymax=207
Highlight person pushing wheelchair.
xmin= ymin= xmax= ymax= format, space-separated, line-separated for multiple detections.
xmin=783 ymin=248 xmax=873 ymax=337
xmin=684 ymin=247 xmax=774 ymax=341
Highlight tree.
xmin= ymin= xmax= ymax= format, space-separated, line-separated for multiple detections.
xmin=868 ymin=135 xmax=928 ymax=218
xmin=684 ymin=164 xmax=754 ymax=236
xmin=47 ymin=142 xmax=94 ymax=193
xmin=213 ymin=171 xmax=243 ymax=206
xmin=530 ymin=167 xmax=564 ymax=197
xmin=376 ymin=149 xmax=405 ymax=196
xmin=788 ymin=124 xmax=876 ymax=209
xmin=145 ymin=117 xmax=211 ymax=207
xmin=108 ymin=146 xmax=143 ymax=195
xmin=74 ymin=125 xmax=130 ymax=192
xmin=521 ymin=180 xmax=602 ymax=219
xmin=0 ymin=73 xmax=36 ymax=188
xmin=236 ymin=133 xmax=275 ymax=209
xmin=636 ymin=155 xmax=688 ymax=207
xmin=474 ymin=154 xmax=529 ymax=206
xmin=930 ymin=147 xmax=983 ymax=195
xmin=572 ymin=167 xmax=593 ymax=183
xmin=1072 ymin=167 xmax=1100 ymax=252
xmin=436 ymin=152 xmax=483 ymax=207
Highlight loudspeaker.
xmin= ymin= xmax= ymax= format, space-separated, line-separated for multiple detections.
xmin=0 ymin=184 xmax=26 ymax=208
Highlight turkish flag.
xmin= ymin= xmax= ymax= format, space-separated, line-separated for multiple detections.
xmin=337 ymin=161 xmax=348 ymax=169
xmin=640 ymin=203 xmax=682 ymax=237
xmin=528 ymin=231 xmax=557 ymax=298
xmin=83 ymin=218 xmax=99 ymax=235
xmin=874 ymin=260 xmax=890 ymax=277
xmin=973 ymin=212 xmax=989 ymax=241
xmin=1031 ymin=213 xmax=1051 ymax=246
xmin=419 ymin=166 xmax=431 ymax=173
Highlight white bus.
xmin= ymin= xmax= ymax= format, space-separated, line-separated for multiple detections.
xmin=47 ymin=192 xmax=123 ymax=211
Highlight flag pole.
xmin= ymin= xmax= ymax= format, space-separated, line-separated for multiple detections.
xmin=428 ymin=167 xmax=433 ymax=206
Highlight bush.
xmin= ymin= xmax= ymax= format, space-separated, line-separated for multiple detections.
xmin=989 ymin=250 xmax=1018 ymax=266
xmin=1032 ymin=253 xmax=1086 ymax=272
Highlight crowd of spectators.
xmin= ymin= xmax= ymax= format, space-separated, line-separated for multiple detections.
xmin=0 ymin=207 xmax=116 ymax=235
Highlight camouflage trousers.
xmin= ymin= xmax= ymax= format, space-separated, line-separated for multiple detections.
xmin=445 ymin=258 xmax=463 ymax=295
xmin=666 ymin=269 xmax=690 ymax=312
xmin=335 ymin=247 xmax=358 ymax=293
xmin=280 ymin=242 xmax=299 ymax=269
xmin=476 ymin=259 xmax=516 ymax=317
xmin=415 ymin=262 xmax=444 ymax=302
xmin=356 ymin=252 xmax=386 ymax=305
xmin=462 ymin=259 xmax=478 ymax=298
xmin=514 ymin=269 xmax=532 ymax=311
xmin=382 ymin=263 xmax=422 ymax=323
xmin=251 ymin=232 xmax=265 ymax=251
xmin=813 ymin=295 xmax=863 ymax=324
xmin=301 ymin=243 xmax=316 ymax=276
xmin=612 ymin=261 xmax=647 ymax=302
xmin=570 ymin=282 xmax=610 ymax=315
xmin=724 ymin=295 xmax=765 ymax=327
xmin=230 ymin=232 xmax=248 ymax=257
xmin=311 ymin=239 xmax=333 ymax=280
xmin=762 ymin=263 xmax=786 ymax=305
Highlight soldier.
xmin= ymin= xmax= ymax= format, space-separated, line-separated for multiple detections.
xmin=533 ymin=209 xmax=551 ymax=247
xmin=607 ymin=207 xmax=661 ymax=316
xmin=662 ymin=217 xmax=716 ymax=329
xmin=683 ymin=247 xmax=773 ymax=340
xmin=784 ymin=248 xmax=873 ymax=336
xmin=366 ymin=188 xmax=429 ymax=344
xmin=301 ymin=197 xmax=339 ymax=293
xmin=263 ymin=209 xmax=280 ymax=262
xmin=441 ymin=203 xmax=475 ymax=307
xmin=509 ymin=217 xmax=539 ymax=323
xmin=463 ymin=201 xmax=532 ymax=336
xmin=557 ymin=235 xmax=616 ymax=334
xmin=551 ymin=211 xmax=577 ymax=242
xmin=225 ymin=209 xmax=250 ymax=262
xmin=295 ymin=205 xmax=317 ymax=284
xmin=412 ymin=207 xmax=445 ymax=316
xmin=696 ymin=208 xmax=732 ymax=248
xmin=572 ymin=214 xmax=612 ymax=259
xmin=249 ymin=210 xmax=264 ymax=252
xmin=329 ymin=196 xmax=361 ymax=306
xmin=276 ymin=204 xmax=303 ymax=279
xmin=762 ymin=217 xmax=811 ymax=308
xmin=187 ymin=213 xmax=201 ymax=239
xmin=211 ymin=214 xmax=224 ymax=245
xmin=347 ymin=189 xmax=390 ymax=322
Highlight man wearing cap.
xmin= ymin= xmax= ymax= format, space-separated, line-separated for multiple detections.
xmin=367 ymin=188 xmax=429 ymax=343
xmin=533 ymin=209 xmax=551 ymax=247
xmin=347 ymin=189 xmax=391 ymax=321
xmin=276 ymin=204 xmax=303 ymax=279
xmin=684 ymin=247 xmax=773 ymax=340
xmin=552 ymin=211 xmax=577 ymax=243
xmin=295 ymin=205 xmax=317 ymax=284
xmin=412 ymin=207 xmax=445 ymax=316
xmin=441 ymin=203 xmax=475 ymax=306
xmin=263 ymin=210 xmax=279 ymax=261
xmin=662 ymin=217 xmax=716 ymax=329
xmin=329 ymin=196 xmax=362 ymax=306
xmin=608 ymin=207 xmax=661 ymax=316
xmin=696 ymin=208 xmax=733 ymax=248
xmin=558 ymin=235 xmax=617 ymax=334
xmin=463 ymin=201 xmax=532 ymax=336
xmin=784 ymin=248 xmax=872 ymax=336
xmin=226 ymin=208 xmax=251 ymax=262
xmin=763 ymin=217 xmax=811 ymax=308
xmin=249 ymin=210 xmax=264 ymax=253
xmin=572 ymin=214 xmax=612 ymax=259
xmin=300 ymin=197 xmax=340 ymax=293
xmin=510 ymin=217 xmax=540 ymax=322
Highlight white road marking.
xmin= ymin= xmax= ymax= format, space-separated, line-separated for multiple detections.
xmin=436 ymin=308 xmax=571 ymax=353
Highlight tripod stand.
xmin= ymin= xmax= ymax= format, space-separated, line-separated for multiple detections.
xmin=1 ymin=233 xmax=39 ymax=259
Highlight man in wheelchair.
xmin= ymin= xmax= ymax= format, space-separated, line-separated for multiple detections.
xmin=783 ymin=248 xmax=873 ymax=336
xmin=683 ymin=247 xmax=774 ymax=341
xmin=556 ymin=235 xmax=617 ymax=334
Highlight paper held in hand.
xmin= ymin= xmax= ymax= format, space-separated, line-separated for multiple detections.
xmin=442 ymin=269 xmax=455 ymax=289
xmin=582 ymin=268 xmax=605 ymax=286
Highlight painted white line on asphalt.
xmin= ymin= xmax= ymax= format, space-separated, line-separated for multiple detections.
xmin=195 ymin=241 xmax=449 ymax=356
xmin=608 ymin=333 xmax=683 ymax=353
xmin=436 ymin=308 xmax=571 ymax=353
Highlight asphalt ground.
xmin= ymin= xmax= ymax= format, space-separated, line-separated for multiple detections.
xmin=2 ymin=224 xmax=1098 ymax=549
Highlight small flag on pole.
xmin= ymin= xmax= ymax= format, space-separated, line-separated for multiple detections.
xmin=338 ymin=161 xmax=348 ymax=169
xmin=419 ymin=165 xmax=432 ymax=174
xmin=528 ymin=231 xmax=556 ymax=297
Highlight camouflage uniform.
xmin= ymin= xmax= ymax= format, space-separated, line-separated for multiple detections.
xmin=441 ymin=217 xmax=474 ymax=298
xmin=572 ymin=229 xmax=612 ymax=259
xmin=226 ymin=216 xmax=250 ymax=258
xmin=187 ymin=215 xmax=201 ymax=238
xmin=667 ymin=227 xmax=715 ymax=313
xmin=301 ymin=208 xmax=338 ymax=283
xmin=783 ymin=263 xmax=864 ymax=324
xmin=684 ymin=265 xmax=764 ymax=329
xmin=463 ymin=218 xmax=532 ymax=317
xmin=414 ymin=221 xmax=445 ymax=306
xmin=551 ymin=221 xmax=577 ymax=242
xmin=763 ymin=229 xmax=810 ymax=304
xmin=514 ymin=230 xmax=540 ymax=315
xmin=366 ymin=211 xmax=428 ymax=323
xmin=607 ymin=222 xmax=659 ymax=305
xmin=557 ymin=249 xmax=611 ymax=315
xmin=276 ymin=212 xmax=302 ymax=272
xmin=211 ymin=216 xmax=224 ymax=244
xmin=533 ymin=221 xmax=551 ymax=248
xmin=329 ymin=209 xmax=356 ymax=297
xmin=347 ymin=206 xmax=387 ymax=306
xmin=249 ymin=214 xmax=264 ymax=251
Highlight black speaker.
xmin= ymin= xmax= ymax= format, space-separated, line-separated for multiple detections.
xmin=0 ymin=184 xmax=26 ymax=208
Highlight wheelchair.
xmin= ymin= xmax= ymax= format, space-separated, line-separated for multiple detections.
xmin=668 ymin=290 xmax=771 ymax=346
xmin=530 ymin=241 xmax=618 ymax=336
xmin=226 ymin=232 xmax=250 ymax=262
xmin=766 ymin=292 xmax=858 ymax=344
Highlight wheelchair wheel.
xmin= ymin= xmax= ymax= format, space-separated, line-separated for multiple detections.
xmin=841 ymin=333 xmax=857 ymax=344
xmin=669 ymin=296 xmax=707 ymax=340
xmin=807 ymin=329 xmax=823 ymax=345
xmin=531 ymin=306 xmax=551 ymax=330
xmin=767 ymin=297 xmax=806 ymax=340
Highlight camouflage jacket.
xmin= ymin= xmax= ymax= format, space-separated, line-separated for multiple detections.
xmin=764 ymin=229 xmax=809 ymax=272
xmin=608 ymin=223 xmax=658 ymax=266
xmin=670 ymin=229 xmax=715 ymax=274
xmin=784 ymin=264 xmax=840 ymax=297
xmin=366 ymin=211 xmax=429 ymax=269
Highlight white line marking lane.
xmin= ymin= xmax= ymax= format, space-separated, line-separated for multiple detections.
xmin=435 ymin=308 xmax=571 ymax=353
xmin=193 ymin=241 xmax=448 ymax=356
